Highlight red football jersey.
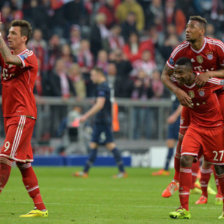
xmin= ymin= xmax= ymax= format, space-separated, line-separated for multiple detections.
xmin=173 ymin=77 xmax=224 ymax=128
xmin=167 ymin=37 xmax=224 ymax=72
xmin=0 ymin=49 xmax=38 ymax=118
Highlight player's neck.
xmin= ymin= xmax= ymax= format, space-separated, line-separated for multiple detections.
xmin=190 ymin=36 xmax=204 ymax=51
xmin=11 ymin=45 xmax=27 ymax=55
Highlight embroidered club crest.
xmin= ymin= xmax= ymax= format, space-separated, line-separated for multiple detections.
xmin=188 ymin=90 xmax=195 ymax=99
xmin=196 ymin=55 xmax=203 ymax=64
xmin=207 ymin=53 xmax=213 ymax=60
xmin=198 ymin=89 xmax=205 ymax=97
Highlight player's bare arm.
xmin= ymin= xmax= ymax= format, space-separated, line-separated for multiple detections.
xmin=80 ymin=97 xmax=105 ymax=123
xmin=0 ymin=34 xmax=22 ymax=66
xmin=167 ymin=105 xmax=183 ymax=124
xmin=0 ymin=18 xmax=22 ymax=66
xmin=161 ymin=64 xmax=192 ymax=108
xmin=195 ymin=67 xmax=224 ymax=87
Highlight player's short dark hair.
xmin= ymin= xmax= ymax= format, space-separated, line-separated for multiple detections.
xmin=92 ymin=67 xmax=105 ymax=76
xmin=189 ymin=15 xmax=207 ymax=30
xmin=11 ymin=20 xmax=32 ymax=44
xmin=175 ymin=57 xmax=193 ymax=70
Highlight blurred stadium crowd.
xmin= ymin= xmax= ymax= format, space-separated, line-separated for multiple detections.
xmin=0 ymin=0 xmax=224 ymax=141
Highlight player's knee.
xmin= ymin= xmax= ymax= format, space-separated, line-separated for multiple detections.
xmin=180 ymin=155 xmax=193 ymax=168
xmin=166 ymin=139 xmax=175 ymax=148
xmin=89 ymin=142 xmax=98 ymax=149
xmin=214 ymin=165 xmax=224 ymax=176
xmin=16 ymin=162 xmax=31 ymax=170
xmin=106 ymin=142 xmax=116 ymax=150
xmin=0 ymin=157 xmax=13 ymax=166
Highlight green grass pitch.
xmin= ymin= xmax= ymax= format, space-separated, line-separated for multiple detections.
xmin=0 ymin=166 xmax=222 ymax=224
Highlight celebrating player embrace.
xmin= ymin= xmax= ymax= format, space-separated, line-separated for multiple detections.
xmin=161 ymin=15 xmax=224 ymax=205
xmin=169 ymin=57 xmax=224 ymax=219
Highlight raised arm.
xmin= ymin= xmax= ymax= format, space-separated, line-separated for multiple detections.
xmin=0 ymin=18 xmax=22 ymax=66
xmin=161 ymin=64 xmax=192 ymax=107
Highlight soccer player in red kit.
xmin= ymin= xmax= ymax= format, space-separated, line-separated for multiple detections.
xmin=169 ymin=57 xmax=224 ymax=219
xmin=161 ymin=15 xmax=224 ymax=203
xmin=0 ymin=19 xmax=48 ymax=217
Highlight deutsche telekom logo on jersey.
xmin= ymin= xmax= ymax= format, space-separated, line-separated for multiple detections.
xmin=193 ymin=66 xmax=214 ymax=72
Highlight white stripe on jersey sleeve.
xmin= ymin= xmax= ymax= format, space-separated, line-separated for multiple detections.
xmin=208 ymin=78 xmax=224 ymax=85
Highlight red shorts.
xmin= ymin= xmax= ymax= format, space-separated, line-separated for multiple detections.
xmin=0 ymin=116 xmax=35 ymax=163
xmin=217 ymin=91 xmax=224 ymax=120
xmin=181 ymin=125 xmax=224 ymax=165
xmin=179 ymin=106 xmax=190 ymax=135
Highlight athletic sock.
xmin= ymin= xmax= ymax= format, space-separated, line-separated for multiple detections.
xmin=0 ymin=158 xmax=12 ymax=192
xmin=213 ymin=167 xmax=222 ymax=195
xmin=111 ymin=147 xmax=125 ymax=173
xmin=200 ymin=167 xmax=212 ymax=198
xmin=191 ymin=160 xmax=200 ymax=189
xmin=84 ymin=148 xmax=98 ymax=173
xmin=17 ymin=162 xmax=46 ymax=210
xmin=173 ymin=138 xmax=182 ymax=182
xmin=164 ymin=147 xmax=174 ymax=171
xmin=179 ymin=167 xmax=192 ymax=211
xmin=216 ymin=173 xmax=224 ymax=211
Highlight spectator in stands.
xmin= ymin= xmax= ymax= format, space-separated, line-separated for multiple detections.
xmin=63 ymin=0 xmax=84 ymax=38
xmin=60 ymin=43 xmax=75 ymax=69
xmin=107 ymin=62 xmax=120 ymax=97
xmin=47 ymin=34 xmax=64 ymax=72
xmin=27 ymin=0 xmax=51 ymax=39
xmin=1 ymin=2 xmax=14 ymax=31
xmin=145 ymin=0 xmax=164 ymax=30
xmin=48 ymin=59 xmax=76 ymax=136
xmin=121 ymin=12 xmax=138 ymax=42
xmin=131 ymin=69 xmax=154 ymax=139
xmin=151 ymin=70 xmax=164 ymax=99
xmin=159 ymin=28 xmax=179 ymax=62
xmin=115 ymin=0 xmax=144 ymax=32
xmin=98 ymin=0 xmax=117 ymax=29
xmin=164 ymin=0 xmax=186 ymax=37
xmin=68 ymin=63 xmax=86 ymax=100
xmin=206 ymin=23 xmax=216 ymax=38
xmin=76 ymin=39 xmax=94 ymax=74
xmin=131 ymin=49 xmax=157 ymax=78
xmin=90 ymin=12 xmax=109 ymax=59
xmin=106 ymin=25 xmax=124 ymax=52
xmin=210 ymin=0 xmax=224 ymax=32
xmin=69 ymin=25 xmax=81 ymax=57
xmin=111 ymin=49 xmax=133 ymax=98
xmin=28 ymin=28 xmax=48 ymax=75
xmin=123 ymin=32 xmax=149 ymax=64
xmin=76 ymin=39 xmax=95 ymax=97
xmin=96 ymin=50 xmax=109 ymax=74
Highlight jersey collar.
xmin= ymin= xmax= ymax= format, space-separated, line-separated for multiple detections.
xmin=190 ymin=37 xmax=207 ymax=54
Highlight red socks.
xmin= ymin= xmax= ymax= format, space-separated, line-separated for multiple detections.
xmin=213 ymin=168 xmax=222 ymax=196
xmin=191 ymin=161 xmax=200 ymax=189
xmin=200 ymin=168 xmax=212 ymax=198
xmin=216 ymin=173 xmax=224 ymax=211
xmin=0 ymin=158 xmax=12 ymax=192
xmin=17 ymin=162 xmax=46 ymax=210
xmin=179 ymin=167 xmax=192 ymax=210
xmin=173 ymin=141 xmax=181 ymax=182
